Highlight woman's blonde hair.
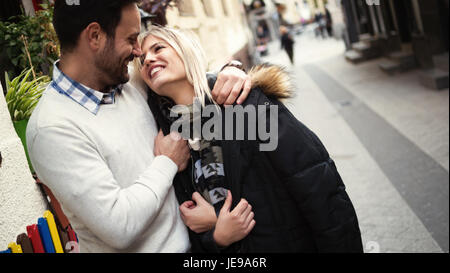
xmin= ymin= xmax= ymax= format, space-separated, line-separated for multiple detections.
xmin=133 ymin=25 xmax=213 ymax=106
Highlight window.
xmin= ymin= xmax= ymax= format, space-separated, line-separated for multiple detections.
xmin=201 ymin=0 xmax=214 ymax=17
xmin=178 ymin=0 xmax=195 ymax=16
xmin=221 ymin=0 xmax=229 ymax=16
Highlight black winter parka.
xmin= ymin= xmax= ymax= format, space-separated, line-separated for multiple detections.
xmin=147 ymin=64 xmax=363 ymax=253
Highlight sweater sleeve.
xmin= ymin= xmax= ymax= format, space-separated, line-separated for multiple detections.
xmin=28 ymin=125 xmax=178 ymax=250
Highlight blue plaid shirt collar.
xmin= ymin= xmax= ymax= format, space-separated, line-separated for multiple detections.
xmin=51 ymin=61 xmax=122 ymax=115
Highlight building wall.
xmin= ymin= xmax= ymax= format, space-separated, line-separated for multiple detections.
xmin=165 ymin=0 xmax=253 ymax=70
xmin=327 ymin=0 xmax=346 ymax=39
xmin=0 ymin=84 xmax=47 ymax=248
xmin=305 ymin=0 xmax=324 ymax=14
xmin=295 ymin=0 xmax=313 ymax=22
xmin=277 ymin=0 xmax=303 ymax=24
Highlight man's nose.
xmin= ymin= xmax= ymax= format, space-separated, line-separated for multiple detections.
xmin=133 ymin=46 xmax=143 ymax=58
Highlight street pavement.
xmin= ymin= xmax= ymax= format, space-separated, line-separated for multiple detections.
xmin=260 ymin=26 xmax=449 ymax=253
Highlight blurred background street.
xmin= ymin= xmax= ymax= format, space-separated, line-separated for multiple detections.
xmin=261 ymin=24 xmax=448 ymax=253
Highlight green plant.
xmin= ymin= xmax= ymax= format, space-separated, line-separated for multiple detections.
xmin=4 ymin=67 xmax=49 ymax=174
xmin=5 ymin=68 xmax=49 ymax=122
xmin=0 ymin=2 xmax=59 ymax=77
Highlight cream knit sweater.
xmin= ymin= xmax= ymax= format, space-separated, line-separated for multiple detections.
xmin=26 ymin=83 xmax=190 ymax=253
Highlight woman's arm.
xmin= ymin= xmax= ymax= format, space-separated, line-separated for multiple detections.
xmin=179 ymin=192 xmax=217 ymax=233
xmin=213 ymin=191 xmax=255 ymax=247
xmin=179 ymin=191 xmax=255 ymax=251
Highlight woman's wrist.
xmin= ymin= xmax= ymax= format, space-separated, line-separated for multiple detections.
xmin=209 ymin=217 xmax=218 ymax=231
xmin=213 ymin=228 xmax=229 ymax=248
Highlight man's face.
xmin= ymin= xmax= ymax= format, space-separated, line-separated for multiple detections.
xmin=95 ymin=4 xmax=141 ymax=87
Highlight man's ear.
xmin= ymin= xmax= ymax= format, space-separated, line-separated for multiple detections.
xmin=84 ymin=22 xmax=105 ymax=51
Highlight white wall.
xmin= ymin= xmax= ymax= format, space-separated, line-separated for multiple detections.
xmin=166 ymin=0 xmax=251 ymax=70
xmin=327 ymin=0 xmax=346 ymax=39
xmin=0 ymin=84 xmax=46 ymax=248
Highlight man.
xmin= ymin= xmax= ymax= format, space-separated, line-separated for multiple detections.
xmin=27 ymin=0 xmax=251 ymax=253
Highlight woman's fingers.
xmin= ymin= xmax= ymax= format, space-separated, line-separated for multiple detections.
xmin=241 ymin=203 xmax=252 ymax=219
xmin=180 ymin=200 xmax=195 ymax=209
xmin=220 ymin=190 xmax=233 ymax=213
xmin=244 ymin=211 xmax=254 ymax=227
xmin=232 ymin=198 xmax=249 ymax=216
xmin=192 ymin=192 xmax=209 ymax=206
xmin=245 ymin=219 xmax=256 ymax=234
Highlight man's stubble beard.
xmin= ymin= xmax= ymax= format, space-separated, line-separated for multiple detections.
xmin=95 ymin=37 xmax=133 ymax=88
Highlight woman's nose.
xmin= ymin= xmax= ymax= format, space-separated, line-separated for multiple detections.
xmin=142 ymin=52 xmax=156 ymax=66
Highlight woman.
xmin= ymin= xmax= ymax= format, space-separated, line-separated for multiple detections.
xmin=133 ymin=26 xmax=363 ymax=253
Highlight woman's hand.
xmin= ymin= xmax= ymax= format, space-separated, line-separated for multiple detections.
xmin=213 ymin=191 xmax=256 ymax=247
xmin=179 ymin=192 xmax=217 ymax=233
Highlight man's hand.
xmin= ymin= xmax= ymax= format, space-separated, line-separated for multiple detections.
xmin=213 ymin=191 xmax=256 ymax=247
xmin=179 ymin=192 xmax=217 ymax=233
xmin=212 ymin=66 xmax=252 ymax=106
xmin=154 ymin=130 xmax=190 ymax=172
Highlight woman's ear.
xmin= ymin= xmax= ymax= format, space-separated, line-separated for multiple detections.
xmin=85 ymin=22 xmax=105 ymax=51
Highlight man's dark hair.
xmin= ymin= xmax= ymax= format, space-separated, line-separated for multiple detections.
xmin=53 ymin=0 xmax=140 ymax=52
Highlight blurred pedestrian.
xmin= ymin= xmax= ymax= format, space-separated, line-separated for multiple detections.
xmin=314 ymin=12 xmax=326 ymax=39
xmin=280 ymin=25 xmax=295 ymax=64
xmin=325 ymin=7 xmax=333 ymax=38
xmin=256 ymin=25 xmax=269 ymax=56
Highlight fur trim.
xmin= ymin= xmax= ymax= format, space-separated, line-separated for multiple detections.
xmin=248 ymin=63 xmax=293 ymax=100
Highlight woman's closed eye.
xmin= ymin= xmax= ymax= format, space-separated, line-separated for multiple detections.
xmin=140 ymin=45 xmax=165 ymax=66
xmin=154 ymin=45 xmax=165 ymax=52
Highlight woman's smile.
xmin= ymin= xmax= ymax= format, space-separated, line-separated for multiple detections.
xmin=148 ymin=64 xmax=166 ymax=80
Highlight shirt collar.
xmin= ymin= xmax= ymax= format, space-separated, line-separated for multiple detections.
xmin=51 ymin=61 xmax=121 ymax=115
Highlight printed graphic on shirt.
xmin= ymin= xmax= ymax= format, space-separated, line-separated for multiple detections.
xmin=192 ymin=141 xmax=227 ymax=206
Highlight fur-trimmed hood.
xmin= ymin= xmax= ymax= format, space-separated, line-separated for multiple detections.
xmin=248 ymin=63 xmax=294 ymax=100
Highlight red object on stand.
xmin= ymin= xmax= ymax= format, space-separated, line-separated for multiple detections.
xmin=26 ymin=224 xmax=45 ymax=253
xmin=32 ymin=0 xmax=43 ymax=12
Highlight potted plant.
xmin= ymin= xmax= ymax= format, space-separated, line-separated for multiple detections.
xmin=4 ymin=68 xmax=50 ymax=173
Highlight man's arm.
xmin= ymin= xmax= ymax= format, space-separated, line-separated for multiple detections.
xmin=28 ymin=126 xmax=185 ymax=250
xmin=211 ymin=65 xmax=252 ymax=105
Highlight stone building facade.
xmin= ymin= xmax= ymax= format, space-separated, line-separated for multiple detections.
xmin=165 ymin=0 xmax=255 ymax=70
xmin=342 ymin=0 xmax=448 ymax=90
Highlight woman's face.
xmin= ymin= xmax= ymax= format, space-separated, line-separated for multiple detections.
xmin=140 ymin=35 xmax=187 ymax=96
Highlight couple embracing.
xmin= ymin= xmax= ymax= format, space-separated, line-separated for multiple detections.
xmin=27 ymin=0 xmax=363 ymax=253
